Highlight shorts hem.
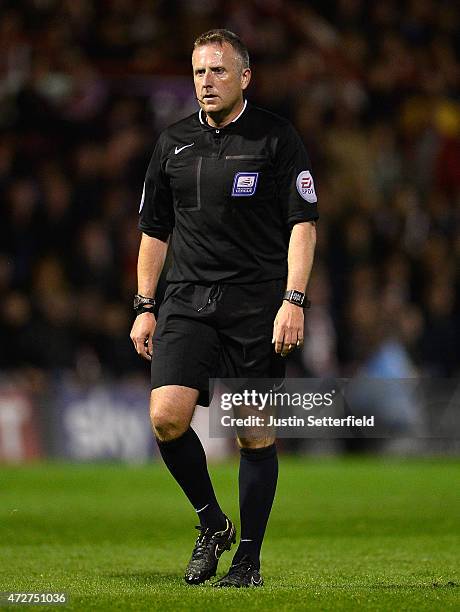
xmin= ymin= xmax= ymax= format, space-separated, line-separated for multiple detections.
xmin=151 ymin=378 xmax=210 ymax=407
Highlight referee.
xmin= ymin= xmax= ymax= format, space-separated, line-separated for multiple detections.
xmin=130 ymin=29 xmax=318 ymax=587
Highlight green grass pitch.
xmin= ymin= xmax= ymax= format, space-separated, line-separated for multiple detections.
xmin=1 ymin=457 xmax=459 ymax=611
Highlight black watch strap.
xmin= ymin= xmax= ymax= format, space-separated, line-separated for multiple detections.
xmin=133 ymin=294 xmax=156 ymax=315
xmin=283 ymin=290 xmax=311 ymax=309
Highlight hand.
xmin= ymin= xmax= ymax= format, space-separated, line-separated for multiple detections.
xmin=130 ymin=312 xmax=156 ymax=361
xmin=272 ymin=301 xmax=304 ymax=357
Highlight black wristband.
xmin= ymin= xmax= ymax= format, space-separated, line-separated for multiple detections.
xmin=283 ymin=290 xmax=311 ymax=309
xmin=133 ymin=294 xmax=156 ymax=315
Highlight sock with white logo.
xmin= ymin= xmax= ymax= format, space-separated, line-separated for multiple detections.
xmin=233 ymin=443 xmax=278 ymax=569
xmin=156 ymin=427 xmax=226 ymax=531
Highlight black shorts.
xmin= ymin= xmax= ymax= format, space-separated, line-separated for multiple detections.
xmin=151 ymin=279 xmax=286 ymax=406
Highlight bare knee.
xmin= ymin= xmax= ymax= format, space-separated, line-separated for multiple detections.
xmin=237 ymin=435 xmax=276 ymax=450
xmin=151 ymin=408 xmax=185 ymax=441
xmin=150 ymin=386 xmax=198 ymax=442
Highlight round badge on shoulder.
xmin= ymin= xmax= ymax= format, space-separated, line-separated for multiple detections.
xmin=296 ymin=170 xmax=317 ymax=203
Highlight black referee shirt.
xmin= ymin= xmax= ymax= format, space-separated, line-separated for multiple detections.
xmin=139 ymin=101 xmax=319 ymax=284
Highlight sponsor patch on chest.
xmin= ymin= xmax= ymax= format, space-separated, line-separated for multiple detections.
xmin=231 ymin=172 xmax=259 ymax=197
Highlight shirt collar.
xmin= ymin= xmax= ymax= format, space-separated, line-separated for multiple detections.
xmin=199 ymin=99 xmax=248 ymax=127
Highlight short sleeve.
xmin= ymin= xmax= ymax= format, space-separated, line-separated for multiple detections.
xmin=275 ymin=123 xmax=319 ymax=230
xmin=138 ymin=133 xmax=175 ymax=242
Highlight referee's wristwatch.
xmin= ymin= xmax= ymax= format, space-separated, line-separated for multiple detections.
xmin=133 ymin=294 xmax=156 ymax=315
xmin=283 ymin=290 xmax=311 ymax=309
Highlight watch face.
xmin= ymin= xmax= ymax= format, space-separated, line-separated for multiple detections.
xmin=292 ymin=291 xmax=303 ymax=305
xmin=284 ymin=290 xmax=305 ymax=306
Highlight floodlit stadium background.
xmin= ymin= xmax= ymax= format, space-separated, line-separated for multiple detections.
xmin=0 ymin=0 xmax=459 ymax=462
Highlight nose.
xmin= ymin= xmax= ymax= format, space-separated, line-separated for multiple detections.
xmin=203 ymin=69 xmax=213 ymax=88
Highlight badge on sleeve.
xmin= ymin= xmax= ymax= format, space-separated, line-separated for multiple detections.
xmin=232 ymin=172 xmax=259 ymax=197
xmin=296 ymin=170 xmax=317 ymax=203
xmin=139 ymin=181 xmax=145 ymax=213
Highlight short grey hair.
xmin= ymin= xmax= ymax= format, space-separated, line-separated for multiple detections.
xmin=193 ymin=29 xmax=250 ymax=71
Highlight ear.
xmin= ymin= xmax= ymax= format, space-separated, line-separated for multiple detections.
xmin=241 ymin=68 xmax=251 ymax=91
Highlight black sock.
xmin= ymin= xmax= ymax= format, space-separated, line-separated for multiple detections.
xmin=156 ymin=427 xmax=226 ymax=531
xmin=233 ymin=444 xmax=278 ymax=569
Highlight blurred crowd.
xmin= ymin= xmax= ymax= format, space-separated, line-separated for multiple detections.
xmin=0 ymin=0 xmax=459 ymax=383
